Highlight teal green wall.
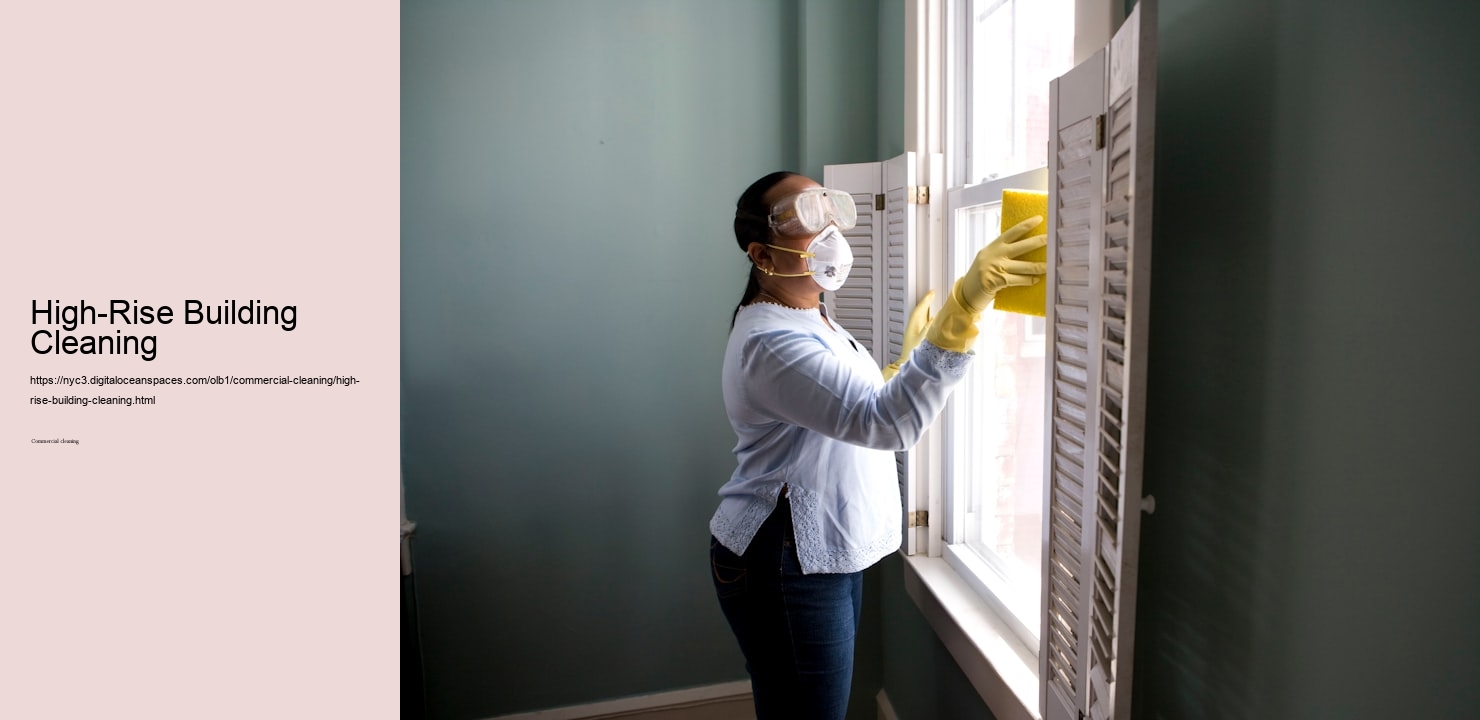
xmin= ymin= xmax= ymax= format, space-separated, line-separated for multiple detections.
xmin=878 ymin=555 xmax=997 ymax=719
xmin=879 ymin=1 xmax=1480 ymax=719
xmin=799 ymin=0 xmax=881 ymax=180
xmin=876 ymin=0 xmax=905 ymax=160
xmin=1134 ymin=0 xmax=1479 ymax=716
xmin=400 ymin=1 xmax=796 ymax=717
xmin=401 ymin=1 xmax=885 ymax=718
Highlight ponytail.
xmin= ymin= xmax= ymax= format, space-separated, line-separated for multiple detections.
xmin=729 ymin=171 xmax=800 ymax=327
xmin=731 ymin=267 xmax=763 ymax=327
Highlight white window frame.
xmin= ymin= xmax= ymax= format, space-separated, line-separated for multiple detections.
xmin=942 ymin=165 xmax=1051 ymax=657
xmin=899 ymin=1 xmax=1131 ymax=719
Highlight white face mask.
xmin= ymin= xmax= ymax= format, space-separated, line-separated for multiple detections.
xmin=765 ymin=225 xmax=854 ymax=292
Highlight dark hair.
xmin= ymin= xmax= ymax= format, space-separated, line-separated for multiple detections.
xmin=731 ymin=171 xmax=801 ymax=325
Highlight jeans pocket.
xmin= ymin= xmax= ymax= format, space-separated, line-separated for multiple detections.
xmin=710 ymin=537 xmax=748 ymax=600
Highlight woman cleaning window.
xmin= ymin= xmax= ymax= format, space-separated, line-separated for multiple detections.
xmin=709 ymin=170 xmax=1046 ymax=718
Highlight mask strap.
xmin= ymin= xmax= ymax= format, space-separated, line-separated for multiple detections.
xmin=757 ymin=245 xmax=815 ymax=278
xmin=765 ymin=243 xmax=815 ymax=259
xmin=761 ymin=267 xmax=814 ymax=278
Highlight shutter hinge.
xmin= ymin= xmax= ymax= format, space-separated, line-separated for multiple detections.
xmin=907 ymin=185 xmax=930 ymax=205
xmin=908 ymin=510 xmax=928 ymax=528
xmin=874 ymin=193 xmax=885 ymax=211
xmin=1095 ymin=114 xmax=1106 ymax=150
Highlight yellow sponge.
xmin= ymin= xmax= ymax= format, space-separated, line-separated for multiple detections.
xmin=991 ymin=189 xmax=1048 ymax=317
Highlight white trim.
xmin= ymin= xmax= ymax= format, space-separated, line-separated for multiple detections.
xmin=955 ymin=167 xmax=1049 ymax=209
xmin=924 ymin=0 xmax=945 ymax=155
xmin=485 ymin=680 xmax=753 ymax=720
xmin=943 ymin=0 xmax=966 ymax=188
xmin=905 ymin=0 xmax=947 ymax=156
xmin=920 ymin=151 xmax=949 ymax=561
xmin=943 ymin=544 xmax=1040 ymax=652
xmin=877 ymin=688 xmax=901 ymax=720
xmin=902 ymin=553 xmax=1040 ymax=720
xmin=905 ymin=0 xmax=923 ymax=153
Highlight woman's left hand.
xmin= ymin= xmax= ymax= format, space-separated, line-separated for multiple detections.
xmin=881 ymin=289 xmax=936 ymax=381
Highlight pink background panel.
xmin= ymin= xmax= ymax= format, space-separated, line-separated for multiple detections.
xmin=0 ymin=2 xmax=399 ymax=718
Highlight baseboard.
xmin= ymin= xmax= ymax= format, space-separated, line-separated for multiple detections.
xmin=877 ymin=688 xmax=900 ymax=720
xmin=487 ymin=680 xmax=754 ymax=720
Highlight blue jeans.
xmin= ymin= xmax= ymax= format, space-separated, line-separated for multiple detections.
xmin=711 ymin=496 xmax=862 ymax=720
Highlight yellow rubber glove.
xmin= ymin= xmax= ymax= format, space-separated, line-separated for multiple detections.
xmin=924 ymin=216 xmax=1048 ymax=353
xmin=881 ymin=290 xmax=936 ymax=381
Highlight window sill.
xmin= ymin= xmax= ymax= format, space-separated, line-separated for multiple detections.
xmin=901 ymin=552 xmax=1040 ymax=720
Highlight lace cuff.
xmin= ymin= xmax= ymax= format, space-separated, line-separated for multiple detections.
xmin=916 ymin=340 xmax=973 ymax=378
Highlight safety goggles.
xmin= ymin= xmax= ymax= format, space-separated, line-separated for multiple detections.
xmin=767 ymin=187 xmax=857 ymax=236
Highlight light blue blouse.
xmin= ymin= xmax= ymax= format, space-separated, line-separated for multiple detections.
xmin=709 ymin=302 xmax=972 ymax=574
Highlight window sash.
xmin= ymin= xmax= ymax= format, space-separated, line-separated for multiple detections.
xmin=942 ymin=166 xmax=1048 ymax=641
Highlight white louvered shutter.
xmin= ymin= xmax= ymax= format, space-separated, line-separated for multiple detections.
xmin=826 ymin=154 xmax=928 ymax=555
xmin=1041 ymin=48 xmax=1106 ymax=720
xmin=823 ymin=162 xmax=884 ymax=359
xmin=1040 ymin=4 xmax=1155 ymax=720
xmin=882 ymin=154 xmax=916 ymax=372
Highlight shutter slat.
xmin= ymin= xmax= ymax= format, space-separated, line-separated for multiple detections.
xmin=1055 ymin=379 xmax=1089 ymax=412
xmin=1057 ymin=359 xmax=1089 ymax=387
xmin=1057 ymin=338 xmax=1090 ymax=365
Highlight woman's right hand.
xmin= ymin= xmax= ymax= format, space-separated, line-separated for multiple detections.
xmin=924 ymin=215 xmax=1048 ymax=353
xmin=955 ymin=215 xmax=1048 ymax=313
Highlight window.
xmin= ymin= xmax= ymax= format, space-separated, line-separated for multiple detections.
xmin=893 ymin=2 xmax=1156 ymax=720
xmin=942 ymin=0 xmax=1074 ymax=652
xmin=825 ymin=4 xmax=1153 ymax=718
xmin=965 ymin=0 xmax=1075 ymax=183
